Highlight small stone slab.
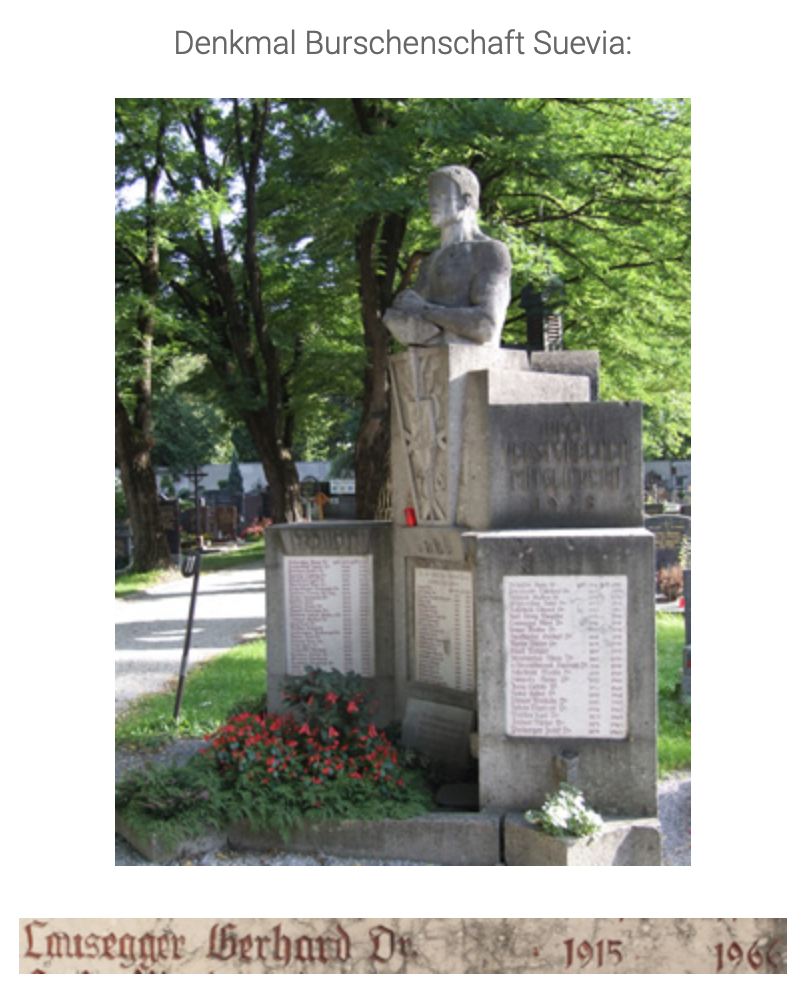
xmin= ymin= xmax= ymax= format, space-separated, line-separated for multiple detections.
xmin=401 ymin=698 xmax=474 ymax=769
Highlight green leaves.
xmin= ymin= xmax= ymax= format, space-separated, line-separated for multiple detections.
xmin=117 ymin=97 xmax=690 ymax=521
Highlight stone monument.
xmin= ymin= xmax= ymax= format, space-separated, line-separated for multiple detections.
xmin=265 ymin=165 xmax=660 ymax=864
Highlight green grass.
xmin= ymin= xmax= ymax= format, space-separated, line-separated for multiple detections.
xmin=115 ymin=638 xmax=267 ymax=747
xmin=656 ymin=612 xmax=691 ymax=776
xmin=115 ymin=541 xmax=265 ymax=598
xmin=198 ymin=540 xmax=265 ymax=572
xmin=115 ymin=567 xmax=181 ymax=598
xmin=117 ymin=611 xmax=691 ymax=778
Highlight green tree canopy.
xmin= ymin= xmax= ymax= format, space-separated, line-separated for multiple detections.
xmin=116 ymin=97 xmax=690 ymax=556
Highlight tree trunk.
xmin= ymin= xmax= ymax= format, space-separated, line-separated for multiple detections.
xmin=242 ymin=409 xmax=301 ymax=524
xmin=353 ymin=210 xmax=408 ymax=520
xmin=115 ymin=389 xmax=172 ymax=572
xmin=178 ymin=99 xmax=302 ymax=525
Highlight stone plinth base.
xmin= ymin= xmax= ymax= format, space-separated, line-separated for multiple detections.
xmin=116 ymin=810 xmax=663 ymax=865
xmin=117 ymin=811 xmax=502 ymax=866
xmin=504 ymin=815 xmax=662 ymax=866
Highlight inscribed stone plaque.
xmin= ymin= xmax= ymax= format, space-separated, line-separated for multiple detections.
xmin=645 ymin=513 xmax=691 ymax=572
xmin=414 ymin=567 xmax=474 ymax=692
xmin=19 ymin=919 xmax=787 ymax=973
xmin=284 ymin=556 xmax=374 ymax=676
xmin=504 ymin=575 xmax=628 ymax=738
xmin=486 ymin=401 xmax=644 ymax=529
xmin=401 ymin=697 xmax=474 ymax=769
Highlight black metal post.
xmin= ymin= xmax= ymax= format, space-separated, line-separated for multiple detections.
xmin=173 ymin=548 xmax=202 ymax=723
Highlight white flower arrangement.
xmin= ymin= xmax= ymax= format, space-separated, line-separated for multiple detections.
xmin=524 ymin=783 xmax=603 ymax=838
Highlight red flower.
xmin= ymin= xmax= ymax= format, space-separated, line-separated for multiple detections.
xmin=328 ymin=726 xmax=339 ymax=739
xmin=325 ymin=691 xmax=338 ymax=704
xmin=347 ymin=701 xmax=359 ymax=714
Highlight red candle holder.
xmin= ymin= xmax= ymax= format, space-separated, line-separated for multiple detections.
xmin=404 ymin=507 xmax=418 ymax=527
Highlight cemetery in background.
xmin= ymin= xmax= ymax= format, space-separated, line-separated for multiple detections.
xmin=115 ymin=458 xmax=689 ymax=574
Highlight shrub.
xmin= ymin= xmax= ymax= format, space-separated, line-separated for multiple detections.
xmin=117 ymin=670 xmax=434 ymax=846
xmin=281 ymin=667 xmax=377 ymax=736
xmin=240 ymin=518 xmax=272 ymax=541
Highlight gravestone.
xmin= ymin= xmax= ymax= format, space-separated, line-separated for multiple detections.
xmin=645 ymin=513 xmax=691 ymax=575
xmin=266 ymin=165 xmax=661 ymax=863
xmin=214 ymin=505 xmax=238 ymax=539
xmin=158 ymin=499 xmax=180 ymax=559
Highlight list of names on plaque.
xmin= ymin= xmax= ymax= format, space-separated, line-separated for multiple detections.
xmin=284 ymin=556 xmax=374 ymax=677
xmin=504 ymin=575 xmax=627 ymax=738
xmin=414 ymin=568 xmax=475 ymax=692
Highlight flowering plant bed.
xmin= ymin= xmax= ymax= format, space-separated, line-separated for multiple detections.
xmin=240 ymin=518 xmax=272 ymax=541
xmin=116 ymin=670 xmax=434 ymax=854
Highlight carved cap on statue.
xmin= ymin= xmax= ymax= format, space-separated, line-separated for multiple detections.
xmin=430 ymin=165 xmax=480 ymax=210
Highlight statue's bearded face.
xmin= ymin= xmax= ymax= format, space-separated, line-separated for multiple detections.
xmin=428 ymin=174 xmax=468 ymax=227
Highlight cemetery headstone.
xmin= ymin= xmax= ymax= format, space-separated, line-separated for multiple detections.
xmin=158 ymin=499 xmax=180 ymax=559
xmin=645 ymin=513 xmax=691 ymax=570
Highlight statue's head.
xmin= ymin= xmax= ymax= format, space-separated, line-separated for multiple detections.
xmin=430 ymin=165 xmax=480 ymax=208
xmin=428 ymin=166 xmax=480 ymax=227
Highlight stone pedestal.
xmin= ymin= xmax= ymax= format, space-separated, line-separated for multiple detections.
xmin=467 ymin=528 xmax=657 ymax=818
xmin=266 ymin=343 xmax=661 ymax=863
xmin=389 ymin=346 xmax=597 ymax=528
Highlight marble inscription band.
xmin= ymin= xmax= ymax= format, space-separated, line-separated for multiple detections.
xmin=414 ymin=568 xmax=475 ymax=692
xmin=284 ymin=556 xmax=374 ymax=676
xmin=21 ymin=919 xmax=787 ymax=974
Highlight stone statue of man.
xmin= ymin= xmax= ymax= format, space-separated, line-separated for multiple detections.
xmin=383 ymin=165 xmax=512 ymax=348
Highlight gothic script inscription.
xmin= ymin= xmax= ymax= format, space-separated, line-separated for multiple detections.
xmin=20 ymin=919 xmax=787 ymax=973
xmin=504 ymin=575 xmax=628 ymax=738
xmin=284 ymin=556 xmax=374 ymax=676
xmin=414 ymin=568 xmax=475 ymax=692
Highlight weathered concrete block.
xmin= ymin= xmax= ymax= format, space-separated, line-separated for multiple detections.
xmin=529 ymin=349 xmax=601 ymax=400
xmin=227 ymin=812 xmax=502 ymax=865
xmin=460 ymin=397 xmax=644 ymax=530
xmin=115 ymin=811 xmax=226 ymax=864
xmin=468 ymin=528 xmax=657 ymax=819
xmin=504 ymin=814 xmax=662 ymax=866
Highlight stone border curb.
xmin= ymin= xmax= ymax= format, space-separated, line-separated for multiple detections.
xmin=116 ymin=810 xmax=661 ymax=866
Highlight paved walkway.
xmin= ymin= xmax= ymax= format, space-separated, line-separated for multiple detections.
xmin=115 ymin=563 xmax=266 ymax=711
